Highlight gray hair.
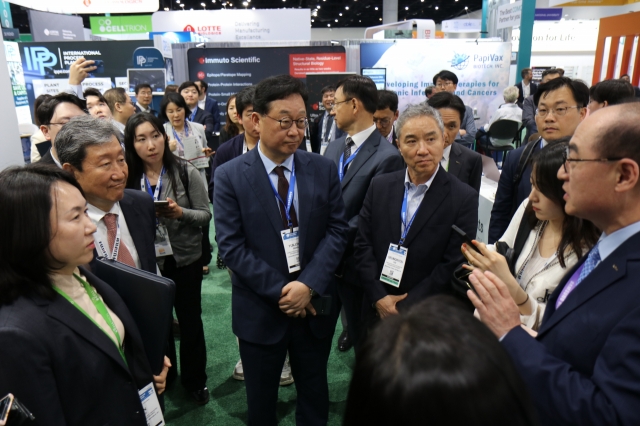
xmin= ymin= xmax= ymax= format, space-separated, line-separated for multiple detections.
xmin=503 ymin=86 xmax=519 ymax=104
xmin=396 ymin=103 xmax=444 ymax=140
xmin=56 ymin=115 xmax=121 ymax=171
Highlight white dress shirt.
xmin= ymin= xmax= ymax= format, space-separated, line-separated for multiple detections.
xmin=87 ymin=202 xmax=141 ymax=269
xmin=440 ymin=144 xmax=452 ymax=171
xmin=257 ymin=142 xmax=299 ymax=215
xmin=198 ymin=98 xmax=206 ymax=111
xmin=522 ymin=82 xmax=531 ymax=99
xmin=135 ymin=102 xmax=152 ymax=114
xmin=401 ymin=166 xmax=439 ymax=235
xmin=348 ymin=124 xmax=377 ymax=150
xmin=112 ymin=120 xmax=125 ymax=134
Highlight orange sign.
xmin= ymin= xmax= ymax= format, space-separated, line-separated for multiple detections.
xmin=289 ymin=53 xmax=346 ymax=78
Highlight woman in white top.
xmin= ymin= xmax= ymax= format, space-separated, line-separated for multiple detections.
xmin=463 ymin=140 xmax=599 ymax=330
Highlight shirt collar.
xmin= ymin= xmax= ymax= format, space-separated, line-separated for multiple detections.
xmin=347 ymin=124 xmax=376 ymax=149
xmin=51 ymin=148 xmax=63 ymax=169
xmin=87 ymin=201 xmax=121 ymax=223
xmin=257 ymin=141 xmax=294 ymax=174
xmin=404 ymin=165 xmax=439 ymax=190
xmin=112 ymin=120 xmax=125 ymax=133
xmin=136 ymin=102 xmax=149 ymax=112
xmin=442 ymin=144 xmax=452 ymax=162
xmin=598 ymin=220 xmax=640 ymax=261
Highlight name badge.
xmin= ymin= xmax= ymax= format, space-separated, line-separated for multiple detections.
xmin=380 ymin=243 xmax=408 ymax=288
xmin=138 ymin=382 xmax=165 ymax=426
xmin=154 ymin=224 xmax=173 ymax=257
xmin=281 ymin=227 xmax=301 ymax=273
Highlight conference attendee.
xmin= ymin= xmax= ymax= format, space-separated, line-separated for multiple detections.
xmin=324 ymin=75 xmax=404 ymax=351
xmin=134 ymin=83 xmax=157 ymax=116
xmin=195 ymin=79 xmax=221 ymax=132
xmin=522 ymin=68 xmax=564 ymax=143
xmin=424 ymin=86 xmax=434 ymax=99
xmin=354 ymin=103 xmax=478 ymax=324
xmin=214 ymin=74 xmax=349 ymax=426
xmin=84 ymin=88 xmax=112 ymax=121
xmin=427 ymin=92 xmax=483 ymax=193
xmin=373 ymin=89 xmax=400 ymax=147
xmin=219 ymin=94 xmax=243 ymax=145
xmin=515 ymin=68 xmax=538 ymax=108
xmin=620 ymin=74 xmax=640 ymax=97
xmin=344 ymin=296 xmax=537 ymax=426
xmin=179 ymin=81 xmax=216 ymax=140
xmin=469 ymin=103 xmax=640 ymax=425
xmin=124 ymin=113 xmax=211 ymax=405
xmin=432 ymin=70 xmax=477 ymax=145
xmin=588 ymin=79 xmax=636 ymax=114
xmin=164 ymin=84 xmax=178 ymax=94
xmin=37 ymin=92 xmax=86 ymax=166
xmin=478 ymin=86 xmax=523 ymax=147
xmin=104 ymin=87 xmax=136 ymax=137
xmin=65 ymin=57 xmax=96 ymax=98
xmin=0 ymin=164 xmax=168 ymax=425
xmin=30 ymin=94 xmax=51 ymax=163
xmin=462 ymin=140 xmax=599 ymax=330
xmin=310 ymin=85 xmax=344 ymax=154
xmin=488 ymin=77 xmax=588 ymax=243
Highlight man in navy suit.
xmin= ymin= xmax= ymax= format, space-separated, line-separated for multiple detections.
xmin=195 ymin=79 xmax=221 ymax=132
xmin=310 ymin=85 xmax=345 ymax=154
xmin=515 ymin=68 xmax=538 ymax=108
xmin=214 ymin=74 xmax=348 ymax=426
xmin=469 ymin=103 xmax=640 ymax=425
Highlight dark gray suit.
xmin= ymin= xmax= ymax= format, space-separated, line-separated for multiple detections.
xmin=323 ymin=128 xmax=404 ymax=349
xmin=448 ymin=142 xmax=483 ymax=194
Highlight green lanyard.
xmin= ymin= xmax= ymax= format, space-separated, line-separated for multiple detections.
xmin=54 ymin=274 xmax=127 ymax=366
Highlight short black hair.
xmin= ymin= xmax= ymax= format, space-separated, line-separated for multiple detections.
xmin=235 ymin=85 xmax=256 ymax=117
xmin=134 ymin=83 xmax=152 ymax=95
xmin=589 ymin=80 xmax=635 ymax=105
xmin=427 ymin=92 xmax=466 ymax=122
xmin=0 ymin=164 xmax=85 ymax=306
xmin=253 ymin=74 xmax=308 ymax=116
xmin=620 ymin=74 xmax=630 ymax=78
xmin=377 ymin=90 xmax=398 ymax=112
xmin=36 ymin=93 xmax=86 ymax=126
xmin=541 ymin=68 xmax=565 ymax=80
xmin=424 ymin=86 xmax=434 ymax=98
xmin=33 ymin=94 xmax=52 ymax=126
xmin=520 ymin=68 xmax=532 ymax=79
xmin=159 ymin=92 xmax=191 ymax=122
xmin=336 ymin=75 xmax=378 ymax=114
xmin=178 ymin=81 xmax=199 ymax=93
xmin=321 ymin=85 xmax=335 ymax=95
xmin=534 ymin=77 xmax=589 ymax=108
xmin=83 ymin=88 xmax=107 ymax=104
xmin=433 ymin=70 xmax=459 ymax=85
xmin=195 ymin=79 xmax=208 ymax=93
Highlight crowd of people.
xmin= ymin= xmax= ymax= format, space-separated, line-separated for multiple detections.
xmin=1 ymin=57 xmax=640 ymax=426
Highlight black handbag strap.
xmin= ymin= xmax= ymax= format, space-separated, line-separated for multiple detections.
xmin=512 ymin=212 xmax=533 ymax=262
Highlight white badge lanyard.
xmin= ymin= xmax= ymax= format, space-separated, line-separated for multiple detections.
xmin=320 ymin=113 xmax=329 ymax=143
xmin=140 ymin=167 xmax=165 ymax=202
xmin=97 ymin=217 xmax=121 ymax=261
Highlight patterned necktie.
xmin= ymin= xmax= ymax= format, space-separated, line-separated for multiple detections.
xmin=343 ymin=137 xmax=355 ymax=173
xmin=556 ymin=243 xmax=601 ymax=308
xmin=273 ymin=166 xmax=298 ymax=230
xmin=103 ymin=213 xmax=136 ymax=267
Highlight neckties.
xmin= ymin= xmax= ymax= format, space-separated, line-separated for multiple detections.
xmin=343 ymin=137 xmax=355 ymax=173
xmin=323 ymin=114 xmax=333 ymax=143
xmin=556 ymin=243 xmax=600 ymax=308
xmin=273 ymin=166 xmax=298 ymax=230
xmin=103 ymin=213 xmax=136 ymax=267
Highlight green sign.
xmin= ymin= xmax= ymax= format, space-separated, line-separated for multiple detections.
xmin=90 ymin=15 xmax=152 ymax=35
xmin=0 ymin=1 xmax=13 ymax=29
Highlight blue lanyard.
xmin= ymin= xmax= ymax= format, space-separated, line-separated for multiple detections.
xmin=267 ymin=161 xmax=297 ymax=231
xmin=399 ymin=187 xmax=421 ymax=246
xmin=338 ymin=144 xmax=362 ymax=182
xmin=172 ymin=123 xmax=190 ymax=148
xmin=141 ymin=166 xmax=165 ymax=201
xmin=188 ymin=107 xmax=198 ymax=122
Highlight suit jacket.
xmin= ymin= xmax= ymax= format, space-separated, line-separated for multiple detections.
xmin=323 ymin=129 xmax=405 ymax=283
xmin=448 ymin=142 xmax=483 ymax=193
xmin=213 ymin=148 xmax=349 ymax=345
xmin=515 ymin=81 xmax=538 ymax=107
xmin=191 ymin=107 xmax=216 ymax=140
xmin=0 ymin=267 xmax=154 ymax=426
xmin=354 ymin=168 xmax=478 ymax=309
xmin=522 ymin=95 xmax=538 ymax=143
xmin=39 ymin=149 xmax=57 ymax=166
xmin=210 ymin=133 xmax=245 ymax=199
xmin=203 ymin=98 xmax=221 ymax=132
xmin=456 ymin=105 xmax=477 ymax=145
xmin=310 ymin=112 xmax=345 ymax=153
xmin=501 ymin=231 xmax=640 ymax=426
xmin=134 ymin=104 xmax=158 ymax=116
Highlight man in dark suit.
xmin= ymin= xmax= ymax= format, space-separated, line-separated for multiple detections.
xmin=427 ymin=92 xmax=483 ymax=193
xmin=374 ymin=89 xmax=400 ymax=147
xmin=432 ymin=70 xmax=477 ymax=146
xmin=310 ymin=85 xmax=345 ymax=154
xmin=489 ymin=77 xmax=587 ymax=243
xmin=36 ymin=93 xmax=86 ymax=166
xmin=324 ymin=75 xmax=404 ymax=351
xmin=469 ymin=103 xmax=640 ymax=425
xmin=195 ymin=79 xmax=221 ymax=132
xmin=133 ymin=83 xmax=157 ymax=116
xmin=522 ymin=68 xmax=564 ymax=143
xmin=214 ymin=75 xmax=348 ymax=425
xmin=515 ymin=68 xmax=538 ymax=108
xmin=354 ymin=103 xmax=478 ymax=322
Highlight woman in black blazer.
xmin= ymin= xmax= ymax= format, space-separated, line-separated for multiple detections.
xmin=0 ymin=164 xmax=168 ymax=426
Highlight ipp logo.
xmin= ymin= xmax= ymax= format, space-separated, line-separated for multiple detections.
xmin=23 ymin=47 xmax=57 ymax=75
xmin=136 ymin=55 xmax=147 ymax=66
xmin=197 ymin=71 xmax=205 ymax=80
xmin=198 ymin=57 xmax=205 ymax=65
xmin=184 ymin=25 xmax=196 ymax=32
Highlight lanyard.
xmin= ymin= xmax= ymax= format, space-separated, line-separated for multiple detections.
xmin=172 ymin=123 xmax=190 ymax=149
xmin=267 ymin=161 xmax=297 ymax=231
xmin=54 ymin=274 xmax=127 ymax=365
xmin=399 ymin=187 xmax=421 ymax=246
xmin=140 ymin=167 xmax=165 ymax=201
xmin=338 ymin=144 xmax=362 ymax=182
xmin=96 ymin=217 xmax=121 ymax=261
xmin=188 ymin=107 xmax=198 ymax=122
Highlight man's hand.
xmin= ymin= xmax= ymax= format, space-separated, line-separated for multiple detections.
xmin=279 ymin=281 xmax=312 ymax=317
xmin=375 ymin=293 xmax=408 ymax=319
xmin=152 ymin=356 xmax=172 ymax=395
xmin=69 ymin=58 xmax=96 ymax=85
xmin=467 ymin=269 xmax=521 ymax=338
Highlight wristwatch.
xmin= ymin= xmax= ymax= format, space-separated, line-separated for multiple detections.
xmin=309 ymin=287 xmax=318 ymax=297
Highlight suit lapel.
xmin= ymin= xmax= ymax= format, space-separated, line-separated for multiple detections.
xmin=386 ymin=172 xmax=406 ymax=246
xmin=447 ymin=143 xmax=462 ymax=178
xmin=295 ymin=153 xmax=313 ymax=257
xmin=341 ymin=131 xmax=381 ymax=189
xmin=119 ymin=194 xmax=149 ymax=271
xmin=243 ymin=149 xmax=286 ymax=235
xmin=402 ymin=169 xmax=450 ymax=247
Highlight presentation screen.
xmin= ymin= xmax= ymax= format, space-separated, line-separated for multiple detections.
xmin=127 ymin=68 xmax=166 ymax=93
xmin=362 ymin=68 xmax=386 ymax=90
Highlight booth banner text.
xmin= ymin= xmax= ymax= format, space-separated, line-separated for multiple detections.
xmin=4 ymin=41 xmax=31 ymax=125
xmin=187 ymin=46 xmax=346 ymax=123
xmin=90 ymin=15 xmax=153 ymax=35
xmin=360 ymin=40 xmax=512 ymax=124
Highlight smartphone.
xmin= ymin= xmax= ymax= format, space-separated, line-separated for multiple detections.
xmin=92 ymin=59 xmax=105 ymax=74
xmin=154 ymin=200 xmax=169 ymax=208
xmin=0 ymin=394 xmax=13 ymax=426
xmin=451 ymin=225 xmax=482 ymax=254
xmin=310 ymin=296 xmax=332 ymax=316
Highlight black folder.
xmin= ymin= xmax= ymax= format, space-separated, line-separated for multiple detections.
xmin=92 ymin=257 xmax=175 ymax=375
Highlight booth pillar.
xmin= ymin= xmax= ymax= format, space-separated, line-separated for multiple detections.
xmin=515 ymin=0 xmax=535 ymax=83
xmin=383 ymin=0 xmax=398 ymax=24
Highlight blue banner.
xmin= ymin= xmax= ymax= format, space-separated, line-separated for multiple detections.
xmin=534 ymin=8 xmax=562 ymax=21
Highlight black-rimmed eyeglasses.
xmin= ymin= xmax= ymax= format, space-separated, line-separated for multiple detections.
xmin=562 ymin=145 xmax=622 ymax=173
xmin=264 ymin=115 xmax=308 ymax=130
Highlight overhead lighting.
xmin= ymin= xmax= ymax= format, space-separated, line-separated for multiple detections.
xmin=164 ymin=6 xmax=169 ymax=9
xmin=335 ymin=18 xmax=338 ymax=22
xmin=339 ymin=12 xmax=342 ymax=15
xmin=242 ymin=1 xmax=247 ymax=5
xmin=345 ymin=5 xmax=349 ymax=9
xmin=379 ymin=17 xmax=382 ymax=21
xmin=435 ymin=5 xmax=438 ymax=9
xmin=465 ymin=6 xmax=468 ymax=9
xmin=201 ymin=2 xmax=205 ymax=5
xmin=327 ymin=23 xmax=331 ymax=27
xmin=405 ymin=6 xmax=408 ymax=9
xmin=374 ymin=6 xmax=378 ymax=10
xmin=311 ymin=18 xmax=314 ymax=21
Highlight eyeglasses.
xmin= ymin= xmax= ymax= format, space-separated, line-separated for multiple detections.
xmin=536 ymin=106 xmax=582 ymax=117
xmin=329 ymin=98 xmax=353 ymax=110
xmin=264 ymin=115 xmax=308 ymax=130
xmin=435 ymin=82 xmax=454 ymax=90
xmin=562 ymin=145 xmax=623 ymax=173
xmin=373 ymin=117 xmax=392 ymax=126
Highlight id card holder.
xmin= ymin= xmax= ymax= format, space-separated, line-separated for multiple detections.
xmin=379 ymin=243 xmax=408 ymax=288
xmin=154 ymin=224 xmax=173 ymax=257
xmin=280 ymin=227 xmax=301 ymax=273
xmin=138 ymin=382 xmax=165 ymax=426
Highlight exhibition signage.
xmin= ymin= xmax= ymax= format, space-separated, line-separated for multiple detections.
xmin=441 ymin=19 xmax=482 ymax=33
xmin=90 ymin=15 xmax=153 ymax=35
xmin=496 ymin=2 xmax=522 ymax=30
xmin=28 ymin=10 xmax=84 ymax=42
xmin=0 ymin=0 xmax=13 ymax=28
xmin=360 ymin=40 xmax=511 ymax=123
xmin=152 ymin=10 xmax=311 ymax=41
xmin=2 ymin=28 xmax=19 ymax=40
xmin=511 ymin=20 xmax=599 ymax=52
xmin=534 ymin=8 xmax=562 ymax=20
xmin=3 ymin=41 xmax=31 ymax=124
xmin=9 ymin=0 xmax=159 ymax=14
xmin=32 ymin=78 xmax=112 ymax=97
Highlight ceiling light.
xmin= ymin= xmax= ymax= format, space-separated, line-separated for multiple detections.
xmin=311 ymin=18 xmax=314 ymax=21
xmin=379 ymin=17 xmax=382 ymax=20
xmin=345 ymin=5 xmax=349 ymax=9
xmin=243 ymin=1 xmax=247 ymax=5
xmin=374 ymin=6 xmax=378 ymax=10
xmin=327 ymin=23 xmax=331 ymax=26
xmin=435 ymin=5 xmax=438 ymax=9
xmin=465 ymin=6 xmax=468 ymax=9
xmin=335 ymin=18 xmax=338 ymax=22
xmin=164 ymin=6 xmax=169 ymax=9
xmin=359 ymin=19 xmax=361 ymax=22
xmin=201 ymin=2 xmax=205 ymax=5
xmin=339 ymin=12 xmax=342 ymax=15
xmin=405 ymin=6 xmax=408 ymax=9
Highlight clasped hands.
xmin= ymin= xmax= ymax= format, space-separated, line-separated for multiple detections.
xmin=279 ymin=281 xmax=316 ymax=318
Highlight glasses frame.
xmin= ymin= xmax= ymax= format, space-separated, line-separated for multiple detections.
xmin=536 ymin=105 xmax=582 ymax=118
xmin=562 ymin=146 xmax=623 ymax=173
xmin=264 ymin=115 xmax=308 ymax=130
xmin=373 ymin=117 xmax=392 ymax=127
xmin=330 ymin=98 xmax=353 ymax=110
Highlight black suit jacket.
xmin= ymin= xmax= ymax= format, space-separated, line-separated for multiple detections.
xmin=310 ymin=112 xmax=345 ymax=153
xmin=0 ymin=267 xmax=153 ymax=426
xmin=210 ymin=133 xmax=245 ymax=199
xmin=134 ymin=105 xmax=158 ymax=116
xmin=354 ymin=169 xmax=478 ymax=309
xmin=448 ymin=142 xmax=483 ymax=193
xmin=515 ymin=81 xmax=538 ymax=107
xmin=191 ymin=107 xmax=216 ymax=139
xmin=39 ymin=149 xmax=56 ymax=166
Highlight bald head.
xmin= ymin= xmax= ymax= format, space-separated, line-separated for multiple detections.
xmin=591 ymin=103 xmax=640 ymax=164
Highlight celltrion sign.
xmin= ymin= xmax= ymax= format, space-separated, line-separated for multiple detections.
xmin=90 ymin=15 xmax=153 ymax=35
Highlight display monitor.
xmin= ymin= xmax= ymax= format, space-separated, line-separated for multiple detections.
xmin=361 ymin=68 xmax=386 ymax=90
xmin=127 ymin=68 xmax=166 ymax=93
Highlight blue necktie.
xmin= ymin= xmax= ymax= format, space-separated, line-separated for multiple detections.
xmin=577 ymin=243 xmax=601 ymax=285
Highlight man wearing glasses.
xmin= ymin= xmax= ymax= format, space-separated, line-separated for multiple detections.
xmin=214 ymin=74 xmax=349 ymax=426
xmin=489 ymin=77 xmax=588 ymax=243
xmin=36 ymin=92 xmax=87 ymax=166
xmin=469 ymin=102 xmax=640 ymax=425
xmin=373 ymin=90 xmax=400 ymax=147
xmin=432 ymin=70 xmax=477 ymax=146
